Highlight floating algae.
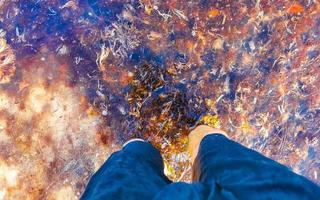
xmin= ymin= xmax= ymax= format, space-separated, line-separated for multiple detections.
xmin=0 ymin=0 xmax=319 ymax=198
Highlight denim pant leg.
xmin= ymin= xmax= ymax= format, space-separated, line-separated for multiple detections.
xmin=192 ymin=134 xmax=320 ymax=199
xmin=81 ymin=141 xmax=171 ymax=200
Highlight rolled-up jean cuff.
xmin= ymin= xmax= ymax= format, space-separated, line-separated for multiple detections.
xmin=197 ymin=133 xmax=228 ymax=156
xmin=201 ymin=133 xmax=228 ymax=144
xmin=192 ymin=133 xmax=231 ymax=181
xmin=198 ymin=133 xmax=230 ymax=156
xmin=122 ymin=140 xmax=164 ymax=172
xmin=123 ymin=138 xmax=146 ymax=148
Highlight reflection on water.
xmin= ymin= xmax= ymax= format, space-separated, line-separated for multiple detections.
xmin=0 ymin=0 xmax=319 ymax=199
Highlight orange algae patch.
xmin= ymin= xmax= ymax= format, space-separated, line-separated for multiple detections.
xmin=86 ymin=106 xmax=99 ymax=116
xmin=288 ymin=3 xmax=304 ymax=14
xmin=144 ymin=5 xmax=153 ymax=15
xmin=186 ymin=40 xmax=195 ymax=51
xmin=208 ymin=8 xmax=219 ymax=18
xmin=200 ymin=115 xmax=220 ymax=128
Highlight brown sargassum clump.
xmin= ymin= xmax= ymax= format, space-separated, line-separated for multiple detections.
xmin=0 ymin=36 xmax=16 ymax=84
xmin=127 ymin=64 xmax=206 ymax=151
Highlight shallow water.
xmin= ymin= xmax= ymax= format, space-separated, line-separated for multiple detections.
xmin=0 ymin=0 xmax=319 ymax=199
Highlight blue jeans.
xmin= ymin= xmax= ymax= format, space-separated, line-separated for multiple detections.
xmin=81 ymin=134 xmax=320 ymax=199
